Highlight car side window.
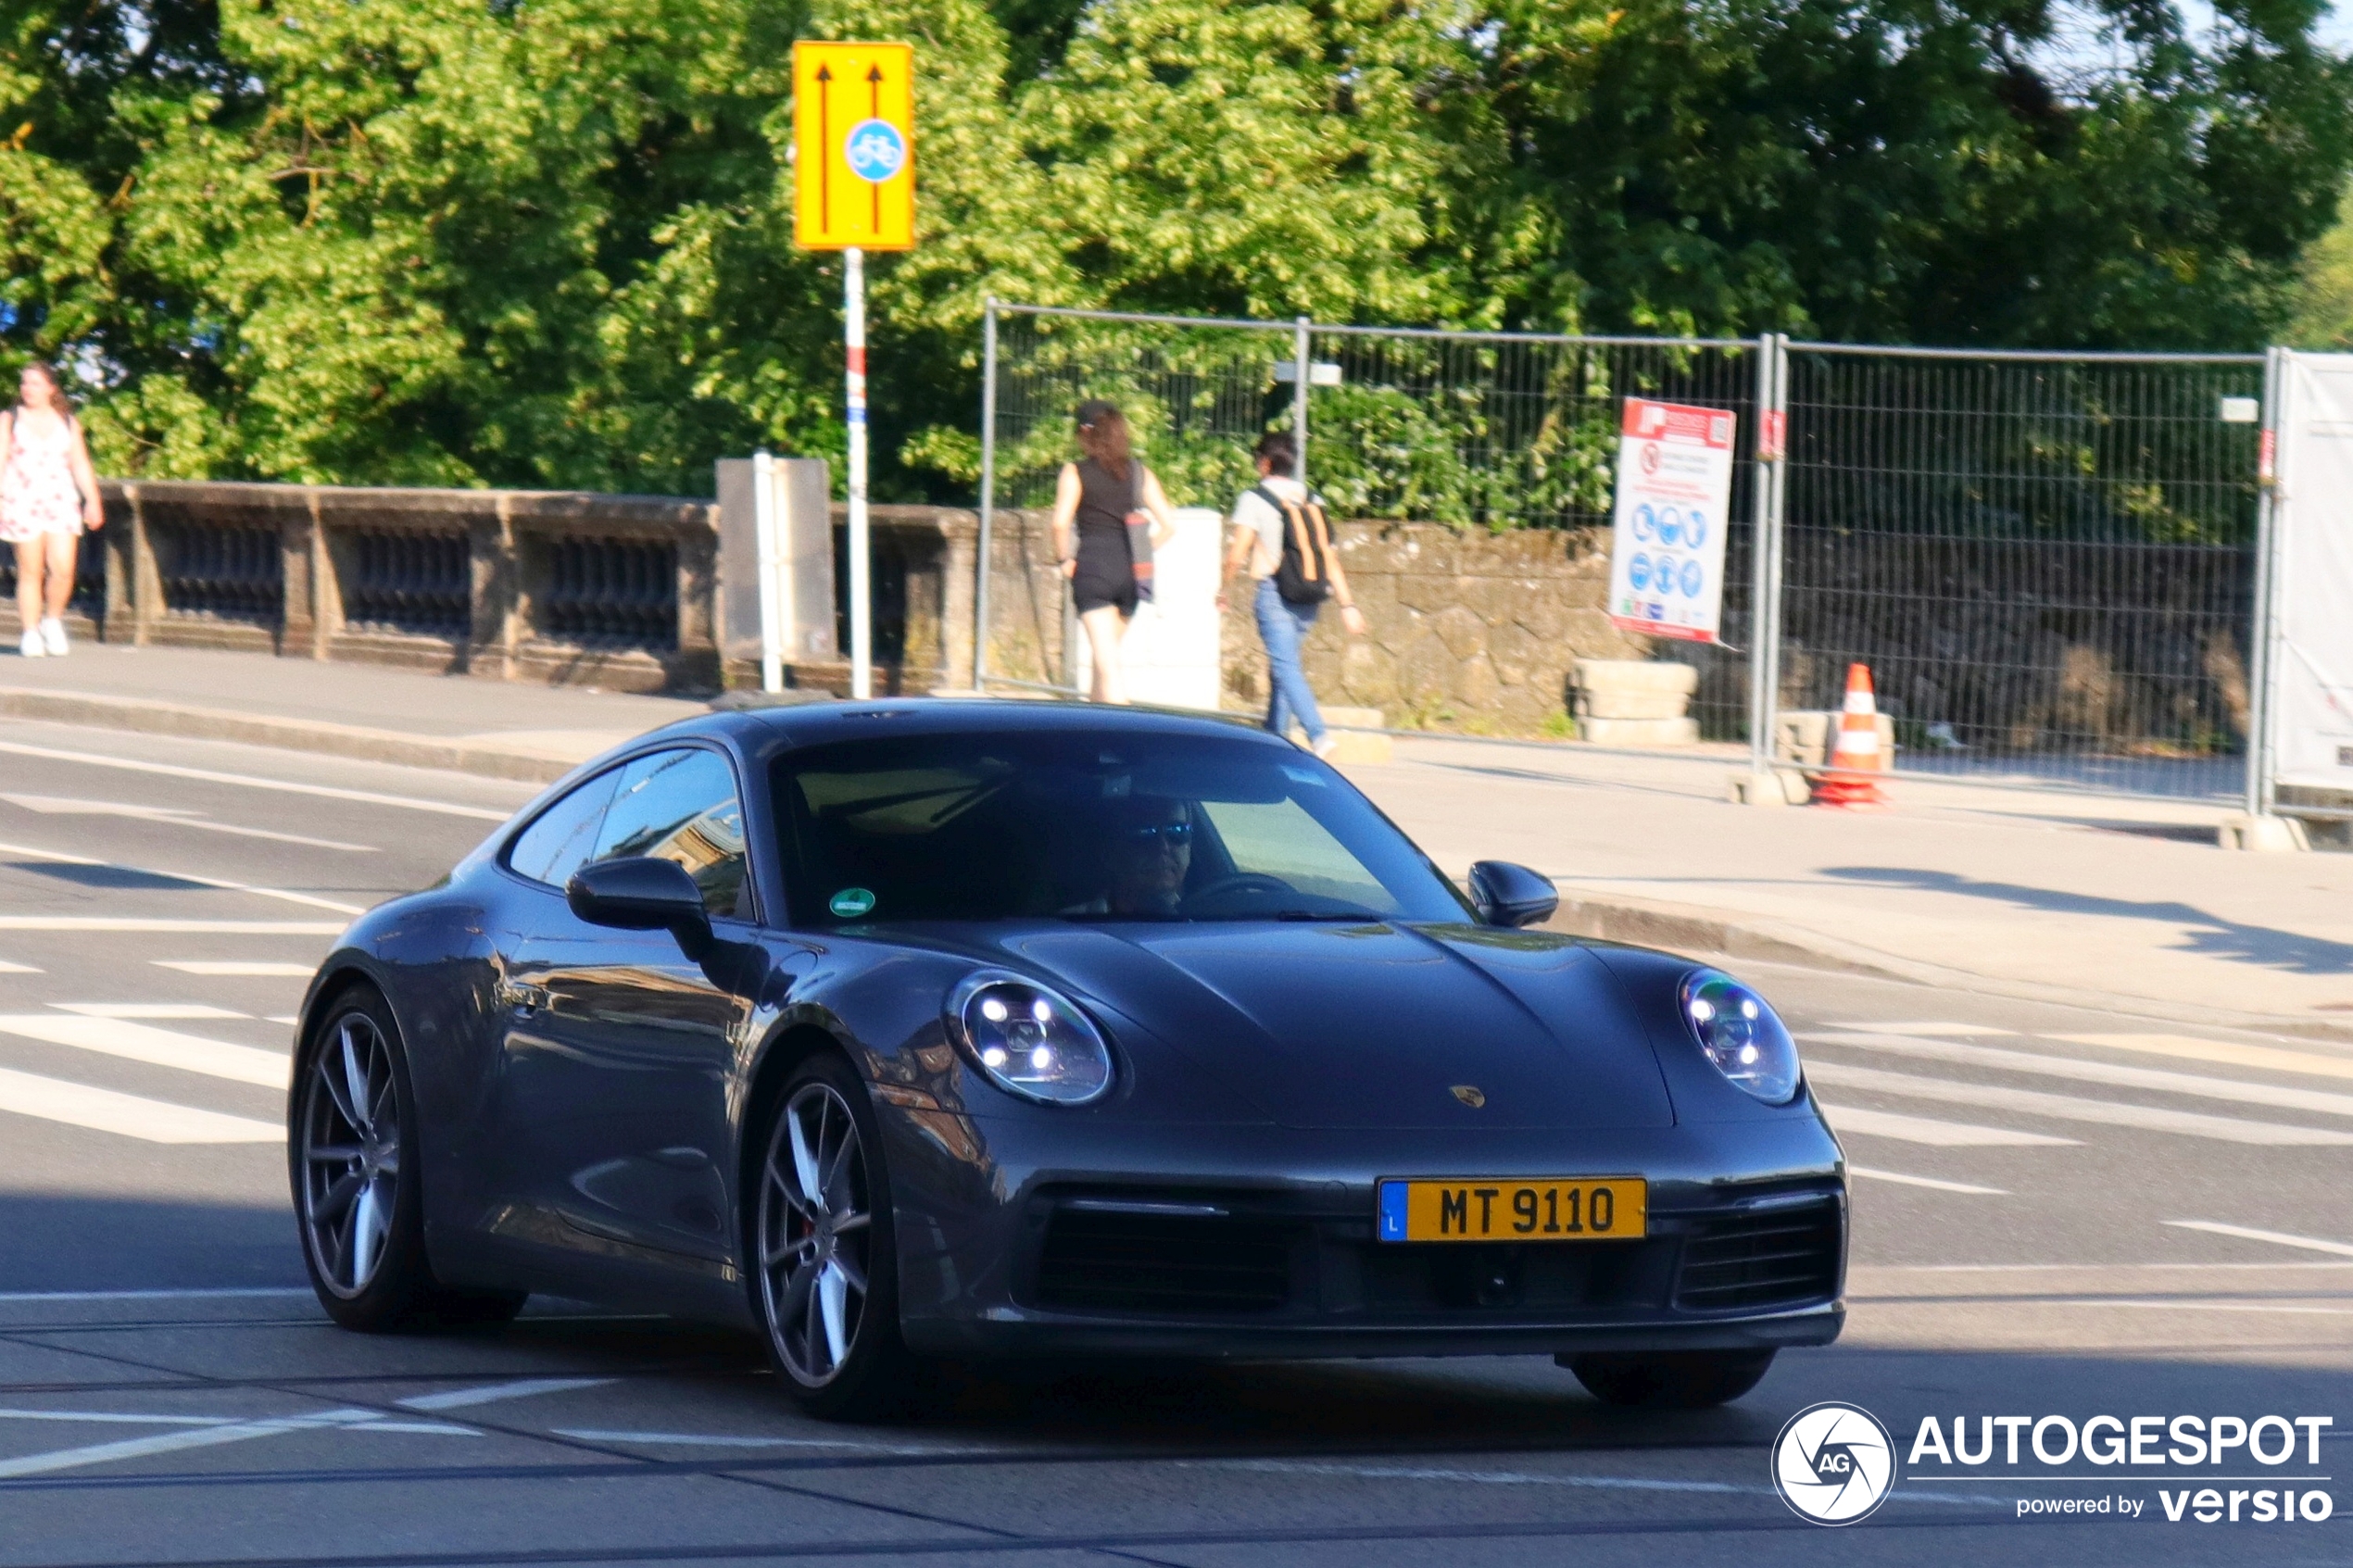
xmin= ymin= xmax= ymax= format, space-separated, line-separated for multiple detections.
xmin=506 ymin=770 xmax=622 ymax=888
xmin=592 ymin=748 xmax=752 ymax=921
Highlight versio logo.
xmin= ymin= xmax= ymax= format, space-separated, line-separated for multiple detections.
xmin=1774 ymin=1402 xmax=1897 ymax=1525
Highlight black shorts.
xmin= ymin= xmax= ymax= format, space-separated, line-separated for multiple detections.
xmin=1072 ymin=546 xmax=1138 ymax=619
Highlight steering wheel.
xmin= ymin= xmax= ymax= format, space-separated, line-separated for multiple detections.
xmin=1183 ymin=872 xmax=1296 ymax=911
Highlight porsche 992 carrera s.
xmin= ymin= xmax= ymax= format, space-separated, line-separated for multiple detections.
xmin=289 ymin=700 xmax=1845 ymax=1417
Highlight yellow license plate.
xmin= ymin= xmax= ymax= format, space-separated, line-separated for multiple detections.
xmin=1377 ymin=1178 xmax=1647 ymax=1243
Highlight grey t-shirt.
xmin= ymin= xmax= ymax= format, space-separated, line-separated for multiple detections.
xmin=1228 ymin=476 xmax=1309 ymax=579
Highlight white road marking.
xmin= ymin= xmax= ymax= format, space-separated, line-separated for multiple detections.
xmin=0 ymin=795 xmax=374 ymax=853
xmin=1189 ymin=1459 xmax=2005 ymax=1508
xmin=2057 ymin=1033 xmax=2353 ymax=1084
xmin=266 ymin=1014 xmax=299 ymax=1025
xmin=0 ymin=1286 xmax=312 ymax=1302
xmin=1818 ymin=1101 xmax=2077 ymax=1148
xmin=154 ymin=961 xmax=315 ymax=978
xmin=2050 ymin=1298 xmax=2353 ymax=1316
xmin=0 ymin=1015 xmax=288 ymax=1088
xmin=0 ymin=1065 xmax=281 ymax=1143
xmin=1806 ymin=1060 xmax=2353 ymax=1146
xmin=0 ymin=919 xmax=343 ymax=934
xmin=2165 ymin=1220 xmax=2353 ymax=1259
xmin=1827 ymin=1021 xmax=2018 ymax=1037
xmin=0 ymin=1410 xmax=231 ymax=1426
xmin=0 ymin=960 xmax=37 ymax=974
xmin=1809 ymin=1032 xmax=2353 ymax=1121
xmin=0 ymin=738 xmax=514 ymax=821
xmin=52 ymin=1003 xmax=250 ymax=1021
xmin=0 ymin=839 xmax=364 ymax=917
xmin=552 ymin=1429 xmax=908 ymax=1449
xmin=1848 ymin=1166 xmax=2008 ymax=1195
xmin=396 ymin=1377 xmax=612 ymax=1412
xmin=0 ymin=1406 xmax=385 ymax=1478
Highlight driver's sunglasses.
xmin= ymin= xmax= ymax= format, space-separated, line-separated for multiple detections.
xmin=1124 ymin=821 xmax=1192 ymax=846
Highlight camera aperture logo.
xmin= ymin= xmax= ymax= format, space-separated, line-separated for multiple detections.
xmin=1774 ymin=1401 xmax=1897 ymax=1525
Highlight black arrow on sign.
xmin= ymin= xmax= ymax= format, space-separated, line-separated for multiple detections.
xmin=867 ymin=63 xmax=885 ymax=232
xmin=815 ymin=63 xmax=833 ymax=231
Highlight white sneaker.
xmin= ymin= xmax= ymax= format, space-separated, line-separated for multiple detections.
xmin=1313 ymin=734 xmax=1340 ymax=760
xmin=37 ymin=618 xmax=66 ymax=657
xmin=17 ymin=628 xmax=44 ymax=659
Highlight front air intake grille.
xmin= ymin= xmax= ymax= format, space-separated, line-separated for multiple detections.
xmin=1034 ymin=1209 xmax=1295 ymax=1315
xmin=1674 ymin=1198 xmax=1842 ymax=1311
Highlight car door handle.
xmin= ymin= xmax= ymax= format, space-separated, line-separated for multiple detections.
xmin=497 ymin=980 xmax=551 ymax=1016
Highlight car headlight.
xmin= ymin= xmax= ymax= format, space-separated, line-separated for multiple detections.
xmin=945 ymin=973 xmax=1114 ymax=1106
xmin=1680 ymin=969 xmax=1801 ymax=1105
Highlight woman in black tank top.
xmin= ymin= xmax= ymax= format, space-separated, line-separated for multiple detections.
xmin=1051 ymin=400 xmax=1178 ymax=704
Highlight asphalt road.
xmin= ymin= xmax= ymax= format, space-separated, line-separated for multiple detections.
xmin=0 ymin=716 xmax=2344 ymax=1567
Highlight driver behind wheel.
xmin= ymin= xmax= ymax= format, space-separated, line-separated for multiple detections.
xmin=1063 ymin=795 xmax=1193 ymax=917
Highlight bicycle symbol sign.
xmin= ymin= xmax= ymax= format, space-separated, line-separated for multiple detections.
xmin=846 ymin=119 xmax=908 ymax=183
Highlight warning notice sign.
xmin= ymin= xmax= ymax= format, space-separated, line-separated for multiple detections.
xmin=1605 ymin=398 xmax=1738 ymax=644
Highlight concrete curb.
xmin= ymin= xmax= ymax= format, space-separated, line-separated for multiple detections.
xmin=0 ymin=685 xmax=582 ymax=785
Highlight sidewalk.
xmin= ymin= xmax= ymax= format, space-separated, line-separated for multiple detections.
xmin=6 ymin=645 xmax=2350 ymax=1035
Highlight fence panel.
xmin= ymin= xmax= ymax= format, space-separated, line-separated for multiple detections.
xmin=981 ymin=305 xmax=1763 ymax=740
xmin=1780 ymin=347 xmax=2264 ymax=798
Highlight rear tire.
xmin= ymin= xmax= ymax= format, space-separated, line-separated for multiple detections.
xmin=750 ymin=1054 xmax=919 ymax=1421
xmin=1563 ymin=1349 xmax=1777 ymax=1409
xmin=291 ymin=985 xmax=526 ymax=1333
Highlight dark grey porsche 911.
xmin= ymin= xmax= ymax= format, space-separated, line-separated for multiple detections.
xmin=288 ymin=699 xmax=1845 ymax=1418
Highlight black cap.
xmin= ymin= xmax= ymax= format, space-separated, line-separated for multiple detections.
xmin=1076 ymin=398 xmax=1120 ymax=429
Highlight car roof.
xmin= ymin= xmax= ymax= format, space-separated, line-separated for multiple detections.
xmin=734 ymin=697 xmax=1277 ymax=751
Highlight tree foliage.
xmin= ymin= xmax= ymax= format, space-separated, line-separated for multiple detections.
xmin=0 ymin=0 xmax=2345 ymax=498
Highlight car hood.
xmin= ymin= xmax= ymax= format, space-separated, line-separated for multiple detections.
xmin=978 ymin=922 xmax=1677 ymax=1130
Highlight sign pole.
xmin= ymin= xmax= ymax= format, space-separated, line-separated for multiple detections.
xmin=753 ymin=449 xmax=783 ymax=693
xmin=846 ymin=245 xmax=873 ymax=700
xmin=1292 ymin=316 xmax=1311 ymax=485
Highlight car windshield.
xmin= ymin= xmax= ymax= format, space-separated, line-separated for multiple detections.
xmin=772 ymin=730 xmax=1472 ymax=926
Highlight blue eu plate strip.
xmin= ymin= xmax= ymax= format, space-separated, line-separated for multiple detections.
xmin=1377 ymin=1181 xmax=1407 ymax=1243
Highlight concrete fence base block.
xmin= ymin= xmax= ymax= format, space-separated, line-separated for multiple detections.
xmin=1728 ymin=767 xmax=1809 ymax=808
xmin=2219 ymin=813 xmax=2310 ymax=852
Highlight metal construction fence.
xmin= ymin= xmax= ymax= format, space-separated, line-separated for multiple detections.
xmin=975 ymin=300 xmax=2273 ymax=802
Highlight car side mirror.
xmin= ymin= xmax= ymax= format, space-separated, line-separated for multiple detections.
xmin=1468 ymin=860 xmax=1558 ymax=929
xmin=567 ymin=857 xmax=714 ymax=959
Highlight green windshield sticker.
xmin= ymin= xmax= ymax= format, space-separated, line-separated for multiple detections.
xmin=828 ymin=886 xmax=877 ymax=919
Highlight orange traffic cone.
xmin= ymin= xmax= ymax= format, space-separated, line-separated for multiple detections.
xmin=1811 ymin=663 xmax=1889 ymax=809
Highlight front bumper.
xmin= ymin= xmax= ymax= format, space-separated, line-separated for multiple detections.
xmin=882 ymin=1107 xmax=1847 ymax=1361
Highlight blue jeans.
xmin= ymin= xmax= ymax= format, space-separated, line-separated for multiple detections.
xmin=1254 ymin=578 xmax=1325 ymax=745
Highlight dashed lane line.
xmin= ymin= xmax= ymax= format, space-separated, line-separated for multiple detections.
xmin=0 ymin=1287 xmax=313 ymax=1303
xmin=1817 ymin=1102 xmax=2077 ymax=1147
xmin=0 ymin=1065 xmax=281 ymax=1143
xmin=0 ymin=738 xmax=514 ymax=821
xmin=551 ymin=1429 xmax=919 ymax=1451
xmin=1808 ymin=1031 xmax=2353 ymax=1121
xmin=0 ymin=839 xmax=364 ymax=918
xmin=2057 ymin=1032 xmax=2353 ymax=1084
xmin=0 ymin=795 xmax=376 ymax=854
xmin=52 ymin=1004 xmax=248 ymax=1020
xmin=1805 ymin=1060 xmax=2353 ymax=1146
xmin=0 ymin=960 xmax=37 ymax=973
xmin=0 ymin=1015 xmax=288 ymax=1088
xmin=1847 ymin=1166 xmax=2007 ymax=1195
xmin=154 ymin=961 xmax=315 ymax=978
xmin=1826 ymin=1021 xmax=2018 ymax=1037
xmin=2165 ymin=1220 xmax=2353 ymax=1259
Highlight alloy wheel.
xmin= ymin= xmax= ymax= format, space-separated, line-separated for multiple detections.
xmin=758 ymin=1082 xmax=874 ymax=1386
xmin=298 ymin=1011 xmax=403 ymax=1298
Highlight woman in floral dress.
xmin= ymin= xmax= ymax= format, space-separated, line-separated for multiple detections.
xmin=3 ymin=362 xmax=102 ymax=658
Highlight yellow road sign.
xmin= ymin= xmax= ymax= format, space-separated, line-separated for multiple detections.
xmin=793 ymin=42 xmax=915 ymax=251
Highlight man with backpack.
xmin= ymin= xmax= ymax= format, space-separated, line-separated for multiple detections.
xmin=1215 ymin=431 xmax=1366 ymax=758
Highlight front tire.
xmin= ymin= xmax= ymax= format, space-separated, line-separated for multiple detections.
xmin=291 ymin=986 xmax=523 ymax=1332
xmin=1563 ymin=1349 xmax=1777 ymax=1409
xmin=752 ymin=1054 xmax=915 ymax=1420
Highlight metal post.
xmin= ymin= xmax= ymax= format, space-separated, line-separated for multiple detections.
xmin=1760 ymin=333 xmax=1791 ymax=769
xmin=2247 ymin=345 xmax=2285 ymax=820
xmin=845 ymin=245 xmax=873 ymax=700
xmin=753 ymin=449 xmax=783 ymax=693
xmin=975 ymin=296 xmax=998 ymax=691
xmin=1292 ymin=316 xmax=1312 ymax=486
xmin=1746 ymin=335 xmax=1775 ymax=774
